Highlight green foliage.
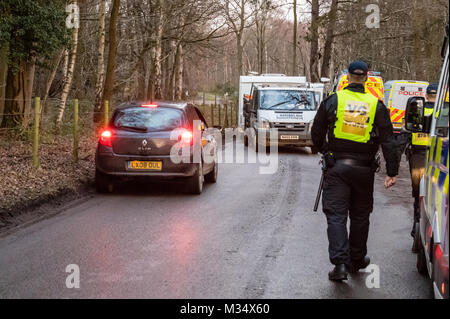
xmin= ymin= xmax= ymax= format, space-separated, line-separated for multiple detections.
xmin=214 ymin=82 xmax=237 ymax=96
xmin=0 ymin=0 xmax=69 ymax=70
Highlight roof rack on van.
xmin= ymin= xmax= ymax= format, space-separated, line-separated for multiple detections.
xmin=260 ymin=74 xmax=286 ymax=77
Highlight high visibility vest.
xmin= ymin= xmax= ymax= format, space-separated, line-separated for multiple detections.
xmin=412 ymin=106 xmax=434 ymax=146
xmin=334 ymin=90 xmax=379 ymax=143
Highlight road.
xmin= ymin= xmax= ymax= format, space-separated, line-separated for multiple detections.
xmin=0 ymin=142 xmax=432 ymax=298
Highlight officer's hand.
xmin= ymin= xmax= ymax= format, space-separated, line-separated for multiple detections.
xmin=384 ymin=176 xmax=397 ymax=188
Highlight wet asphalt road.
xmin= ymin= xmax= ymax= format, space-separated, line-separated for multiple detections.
xmin=0 ymin=142 xmax=433 ymax=298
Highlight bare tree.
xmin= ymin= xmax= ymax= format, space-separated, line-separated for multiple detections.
xmin=102 ymin=0 xmax=121 ymax=115
xmin=93 ymin=0 xmax=106 ymax=123
xmin=56 ymin=0 xmax=79 ymax=128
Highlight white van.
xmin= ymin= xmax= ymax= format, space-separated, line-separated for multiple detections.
xmin=239 ymin=75 xmax=326 ymax=153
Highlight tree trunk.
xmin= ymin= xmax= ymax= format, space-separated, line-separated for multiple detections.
xmin=236 ymin=34 xmax=243 ymax=79
xmin=153 ymin=0 xmax=164 ymax=100
xmin=309 ymin=0 xmax=320 ymax=82
xmin=42 ymin=49 xmax=64 ymax=116
xmin=0 ymin=44 xmax=9 ymax=127
xmin=101 ymin=0 xmax=120 ymax=117
xmin=320 ymin=0 xmax=338 ymax=79
xmin=93 ymin=0 xmax=106 ymax=123
xmin=56 ymin=7 xmax=79 ymax=128
xmin=3 ymin=59 xmax=30 ymax=128
xmin=174 ymin=44 xmax=184 ymax=101
xmin=22 ymin=57 xmax=36 ymax=128
xmin=292 ymin=0 xmax=297 ymax=76
xmin=170 ymin=43 xmax=180 ymax=100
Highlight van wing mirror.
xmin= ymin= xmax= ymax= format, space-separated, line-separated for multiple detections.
xmin=244 ymin=102 xmax=253 ymax=114
xmin=404 ymin=96 xmax=426 ymax=133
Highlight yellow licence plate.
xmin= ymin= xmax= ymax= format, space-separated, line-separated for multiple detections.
xmin=128 ymin=161 xmax=162 ymax=171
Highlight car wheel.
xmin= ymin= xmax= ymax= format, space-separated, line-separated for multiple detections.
xmin=416 ymin=231 xmax=428 ymax=275
xmin=205 ymin=161 xmax=218 ymax=183
xmin=311 ymin=146 xmax=319 ymax=154
xmin=95 ymin=169 xmax=114 ymax=193
xmin=188 ymin=163 xmax=204 ymax=194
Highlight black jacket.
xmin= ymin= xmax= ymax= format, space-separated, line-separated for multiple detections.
xmin=312 ymin=83 xmax=399 ymax=177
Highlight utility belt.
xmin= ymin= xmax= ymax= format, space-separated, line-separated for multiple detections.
xmin=325 ymin=152 xmax=380 ymax=172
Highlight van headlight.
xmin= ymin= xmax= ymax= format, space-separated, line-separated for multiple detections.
xmin=259 ymin=118 xmax=271 ymax=129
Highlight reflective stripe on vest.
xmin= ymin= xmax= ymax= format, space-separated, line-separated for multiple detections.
xmin=411 ymin=107 xmax=434 ymax=146
xmin=334 ymin=90 xmax=379 ymax=143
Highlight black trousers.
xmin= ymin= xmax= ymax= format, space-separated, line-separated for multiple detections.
xmin=322 ymin=162 xmax=375 ymax=265
xmin=408 ymin=150 xmax=426 ymax=223
xmin=393 ymin=133 xmax=410 ymax=164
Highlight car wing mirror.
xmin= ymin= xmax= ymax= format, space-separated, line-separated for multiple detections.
xmin=404 ymin=96 xmax=426 ymax=133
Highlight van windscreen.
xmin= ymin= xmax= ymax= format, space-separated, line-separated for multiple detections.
xmin=259 ymin=90 xmax=316 ymax=111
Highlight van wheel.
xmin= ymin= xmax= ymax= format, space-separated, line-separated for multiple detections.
xmin=205 ymin=161 xmax=218 ymax=183
xmin=311 ymin=146 xmax=319 ymax=154
xmin=416 ymin=231 xmax=428 ymax=275
xmin=188 ymin=163 xmax=204 ymax=194
xmin=95 ymin=170 xmax=113 ymax=193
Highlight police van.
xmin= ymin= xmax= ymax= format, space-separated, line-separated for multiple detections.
xmin=384 ymin=80 xmax=429 ymax=133
xmin=404 ymin=26 xmax=449 ymax=299
xmin=239 ymin=74 xmax=327 ymax=153
xmin=332 ymin=70 xmax=385 ymax=101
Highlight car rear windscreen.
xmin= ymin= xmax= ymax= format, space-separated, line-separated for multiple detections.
xmin=113 ymin=107 xmax=184 ymax=132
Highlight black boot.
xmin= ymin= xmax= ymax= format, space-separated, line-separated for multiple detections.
xmin=411 ymin=223 xmax=416 ymax=238
xmin=348 ymin=256 xmax=371 ymax=273
xmin=328 ymin=264 xmax=348 ymax=281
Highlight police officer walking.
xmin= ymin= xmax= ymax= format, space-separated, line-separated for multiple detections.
xmin=408 ymin=83 xmax=437 ymax=241
xmin=311 ymin=60 xmax=399 ymax=281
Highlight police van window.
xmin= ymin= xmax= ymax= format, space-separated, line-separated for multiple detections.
xmin=435 ymin=60 xmax=449 ymax=137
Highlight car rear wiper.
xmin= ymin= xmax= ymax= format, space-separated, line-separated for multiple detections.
xmin=116 ymin=125 xmax=148 ymax=132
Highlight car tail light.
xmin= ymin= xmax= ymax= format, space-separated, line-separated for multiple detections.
xmin=435 ymin=244 xmax=449 ymax=280
xmin=179 ymin=130 xmax=193 ymax=147
xmin=141 ymin=103 xmax=158 ymax=108
xmin=99 ymin=129 xmax=112 ymax=147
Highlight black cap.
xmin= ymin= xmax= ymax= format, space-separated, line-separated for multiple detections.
xmin=348 ymin=60 xmax=369 ymax=76
xmin=427 ymin=83 xmax=438 ymax=94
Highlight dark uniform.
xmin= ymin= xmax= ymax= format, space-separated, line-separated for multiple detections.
xmin=407 ymin=84 xmax=437 ymax=237
xmin=312 ymin=61 xmax=399 ymax=280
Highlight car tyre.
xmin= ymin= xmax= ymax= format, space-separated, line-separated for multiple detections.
xmin=416 ymin=231 xmax=428 ymax=275
xmin=412 ymin=222 xmax=420 ymax=253
xmin=311 ymin=146 xmax=320 ymax=154
xmin=96 ymin=169 xmax=113 ymax=193
xmin=188 ymin=162 xmax=204 ymax=194
xmin=205 ymin=161 xmax=218 ymax=183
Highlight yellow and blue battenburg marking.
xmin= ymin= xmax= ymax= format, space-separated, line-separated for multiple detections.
xmin=425 ymin=136 xmax=449 ymax=242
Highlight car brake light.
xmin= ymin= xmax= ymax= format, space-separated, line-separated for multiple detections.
xmin=435 ymin=244 xmax=449 ymax=280
xmin=141 ymin=103 xmax=158 ymax=108
xmin=179 ymin=131 xmax=193 ymax=146
xmin=99 ymin=129 xmax=112 ymax=147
